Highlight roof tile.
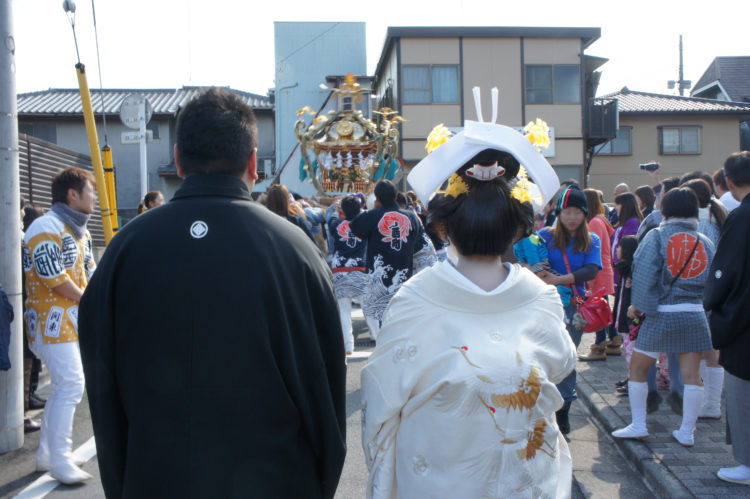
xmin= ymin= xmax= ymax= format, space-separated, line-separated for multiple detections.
xmin=597 ymin=87 xmax=750 ymax=114
xmin=17 ymin=86 xmax=273 ymax=115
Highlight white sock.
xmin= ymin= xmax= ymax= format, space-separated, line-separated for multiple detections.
xmin=628 ymin=381 xmax=648 ymax=432
xmin=699 ymin=359 xmax=707 ymax=383
xmin=680 ymin=384 xmax=704 ymax=435
xmin=701 ymin=367 xmax=724 ymax=411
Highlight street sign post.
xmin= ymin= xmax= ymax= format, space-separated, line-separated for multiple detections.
xmin=119 ymin=94 xmax=152 ymax=201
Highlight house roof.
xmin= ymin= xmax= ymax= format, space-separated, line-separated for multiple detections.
xmin=597 ymin=87 xmax=750 ymax=115
xmin=17 ymin=86 xmax=273 ymax=116
xmin=692 ymin=56 xmax=750 ymax=102
xmin=374 ymin=26 xmax=601 ymax=84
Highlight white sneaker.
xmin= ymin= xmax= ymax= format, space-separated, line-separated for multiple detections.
xmin=49 ymin=463 xmax=92 ymax=485
xmin=611 ymin=424 xmax=648 ymax=439
xmin=717 ymin=465 xmax=750 ymax=485
xmin=697 ymin=405 xmax=722 ymax=419
xmin=672 ymin=429 xmax=694 ymax=447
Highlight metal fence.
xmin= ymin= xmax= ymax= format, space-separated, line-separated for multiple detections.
xmin=19 ymin=133 xmax=106 ymax=247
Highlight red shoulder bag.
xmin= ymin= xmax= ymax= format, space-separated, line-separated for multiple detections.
xmin=563 ymin=252 xmax=613 ymax=332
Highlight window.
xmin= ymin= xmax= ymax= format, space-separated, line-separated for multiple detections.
xmin=659 ymin=126 xmax=701 ymax=155
xmin=594 ymin=127 xmax=632 ymax=155
xmin=18 ymin=123 xmax=57 ymax=143
xmin=403 ymin=65 xmax=459 ymax=104
xmin=342 ymin=96 xmax=353 ymax=111
xmin=146 ymin=122 xmax=160 ymax=140
xmin=525 ymin=65 xmax=581 ymax=104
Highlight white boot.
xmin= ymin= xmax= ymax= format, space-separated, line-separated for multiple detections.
xmin=673 ymin=384 xmax=703 ymax=446
xmin=698 ymin=367 xmax=724 ymax=419
xmin=50 ymin=462 xmax=92 ymax=485
xmin=365 ymin=316 xmax=380 ymax=341
xmin=612 ymin=381 xmax=649 ymax=439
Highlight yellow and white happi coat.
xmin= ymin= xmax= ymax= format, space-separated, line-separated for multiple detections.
xmin=23 ymin=212 xmax=96 ymax=345
xmin=361 ymin=261 xmax=576 ymax=499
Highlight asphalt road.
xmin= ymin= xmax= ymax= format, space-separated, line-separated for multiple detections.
xmin=1 ymin=307 xmax=654 ymax=498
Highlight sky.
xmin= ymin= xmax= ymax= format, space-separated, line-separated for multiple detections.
xmin=11 ymin=0 xmax=748 ymax=99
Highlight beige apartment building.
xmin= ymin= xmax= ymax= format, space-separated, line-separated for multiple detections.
xmin=372 ymin=26 xmax=616 ymax=187
xmin=590 ymin=88 xmax=750 ymax=200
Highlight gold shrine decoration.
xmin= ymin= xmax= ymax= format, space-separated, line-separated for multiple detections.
xmin=294 ymin=72 xmax=406 ymax=196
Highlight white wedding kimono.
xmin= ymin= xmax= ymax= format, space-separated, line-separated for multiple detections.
xmin=361 ymin=261 xmax=576 ymax=499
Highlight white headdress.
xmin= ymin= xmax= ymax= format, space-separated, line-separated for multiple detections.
xmin=407 ymin=87 xmax=560 ymax=207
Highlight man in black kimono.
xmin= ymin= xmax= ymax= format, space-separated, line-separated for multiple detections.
xmin=78 ymin=88 xmax=346 ymax=498
xmin=350 ymin=180 xmax=434 ymax=339
xmin=704 ymin=150 xmax=750 ymax=486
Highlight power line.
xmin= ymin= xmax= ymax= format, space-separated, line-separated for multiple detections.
xmin=278 ymin=23 xmax=341 ymax=66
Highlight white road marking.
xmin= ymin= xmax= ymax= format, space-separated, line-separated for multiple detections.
xmin=13 ymin=437 xmax=97 ymax=499
xmin=348 ymin=351 xmax=372 ymax=359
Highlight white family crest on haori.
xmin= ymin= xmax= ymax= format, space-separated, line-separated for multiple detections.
xmin=407 ymin=86 xmax=560 ymax=206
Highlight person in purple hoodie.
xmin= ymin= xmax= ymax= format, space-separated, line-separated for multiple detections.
xmin=611 ymin=192 xmax=643 ymax=285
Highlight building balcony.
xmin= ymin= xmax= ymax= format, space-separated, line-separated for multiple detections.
xmin=586 ymin=98 xmax=618 ymax=146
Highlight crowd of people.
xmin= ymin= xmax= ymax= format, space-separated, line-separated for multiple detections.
xmin=2 ymin=86 xmax=748 ymax=497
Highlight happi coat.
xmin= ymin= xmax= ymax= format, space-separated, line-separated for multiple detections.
xmin=350 ymin=202 xmax=436 ymax=322
xmin=327 ymin=210 xmax=369 ymax=299
xmin=361 ymin=261 xmax=576 ymax=499
xmin=78 ymin=173 xmax=346 ymax=499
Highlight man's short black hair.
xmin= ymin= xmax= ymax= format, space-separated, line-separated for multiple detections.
xmin=176 ymin=88 xmax=258 ymax=176
xmin=51 ymin=167 xmax=96 ymax=204
xmin=374 ymin=180 xmax=397 ymax=205
xmin=724 ymin=151 xmax=750 ymax=187
xmin=661 ymin=187 xmax=699 ymax=219
xmin=340 ymin=196 xmax=361 ymax=220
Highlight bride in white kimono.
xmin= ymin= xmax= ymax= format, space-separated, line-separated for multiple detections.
xmin=361 ymin=104 xmax=577 ymax=499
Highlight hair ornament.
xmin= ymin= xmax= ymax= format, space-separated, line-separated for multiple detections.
xmin=510 ymin=166 xmax=541 ymax=205
xmin=408 ymin=87 xmax=560 ymax=207
xmin=436 ymin=173 xmax=470 ymax=198
xmin=465 ymin=162 xmax=505 ymax=181
xmin=524 ymin=118 xmax=551 ymax=151
xmin=425 ymin=124 xmax=454 ymax=155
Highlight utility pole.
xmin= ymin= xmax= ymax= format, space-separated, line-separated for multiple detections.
xmin=668 ymin=35 xmax=691 ymax=96
xmin=0 ymin=0 xmax=24 ymax=452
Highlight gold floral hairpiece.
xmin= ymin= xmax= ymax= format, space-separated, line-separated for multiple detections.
xmin=524 ymin=118 xmax=551 ymax=151
xmin=425 ymin=124 xmax=453 ymax=154
xmin=436 ymin=173 xmax=470 ymax=198
xmin=511 ymin=166 xmax=541 ymax=204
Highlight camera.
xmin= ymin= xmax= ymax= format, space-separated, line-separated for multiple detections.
xmin=639 ymin=162 xmax=660 ymax=172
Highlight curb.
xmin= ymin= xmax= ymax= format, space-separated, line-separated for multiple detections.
xmin=576 ymin=375 xmax=695 ymax=498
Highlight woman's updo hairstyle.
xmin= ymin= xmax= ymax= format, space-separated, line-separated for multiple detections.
xmin=427 ymin=148 xmax=524 ymax=256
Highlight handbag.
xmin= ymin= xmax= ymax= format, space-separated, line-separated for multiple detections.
xmin=562 ymin=252 xmax=613 ymax=333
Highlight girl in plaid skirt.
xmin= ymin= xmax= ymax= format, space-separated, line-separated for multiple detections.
xmin=612 ymin=188 xmax=715 ymax=447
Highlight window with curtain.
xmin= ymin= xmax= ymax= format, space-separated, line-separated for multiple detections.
xmin=403 ymin=66 xmax=431 ymax=104
xmin=403 ymin=65 xmax=459 ymax=104
xmin=594 ymin=127 xmax=632 ymax=155
xmin=659 ymin=126 xmax=701 ymax=154
xmin=431 ymin=66 xmax=459 ymax=103
xmin=525 ymin=65 xmax=580 ymax=104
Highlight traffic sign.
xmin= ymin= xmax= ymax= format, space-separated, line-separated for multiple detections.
xmin=119 ymin=94 xmax=153 ymax=130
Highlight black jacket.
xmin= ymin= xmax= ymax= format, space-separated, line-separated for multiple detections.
xmin=79 ymin=174 xmax=346 ymax=498
xmin=704 ymin=193 xmax=750 ymax=380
